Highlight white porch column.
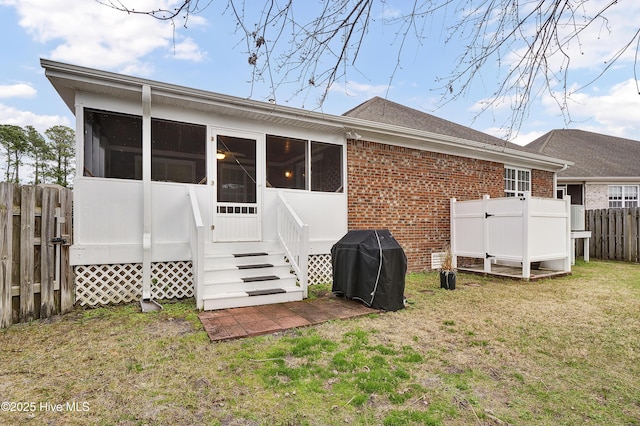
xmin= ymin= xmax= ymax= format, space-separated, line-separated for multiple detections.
xmin=142 ymin=85 xmax=152 ymax=300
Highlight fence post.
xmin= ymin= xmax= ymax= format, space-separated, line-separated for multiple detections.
xmin=450 ymin=197 xmax=457 ymax=269
xmin=0 ymin=183 xmax=13 ymax=328
xmin=482 ymin=195 xmax=491 ymax=274
xmin=592 ymin=210 xmax=602 ymax=259
xmin=629 ymin=207 xmax=640 ymax=262
xmin=521 ymin=192 xmax=531 ymax=279
xmin=19 ymin=186 xmax=36 ymax=323
xmin=60 ymin=187 xmax=74 ymax=313
xmin=600 ymin=210 xmax=606 ymax=259
xmin=40 ymin=187 xmax=58 ymax=318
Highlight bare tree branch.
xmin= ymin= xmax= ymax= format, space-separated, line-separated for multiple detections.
xmin=102 ymin=0 xmax=639 ymax=139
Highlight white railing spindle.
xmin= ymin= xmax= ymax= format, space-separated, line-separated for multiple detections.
xmin=276 ymin=192 xmax=309 ymax=298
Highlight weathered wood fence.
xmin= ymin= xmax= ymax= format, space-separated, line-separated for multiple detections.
xmin=0 ymin=183 xmax=73 ymax=328
xmin=585 ymin=208 xmax=640 ymax=262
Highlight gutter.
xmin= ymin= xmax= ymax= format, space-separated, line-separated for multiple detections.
xmin=554 ymin=163 xmax=569 ymax=196
xmin=557 ymin=176 xmax=640 ymax=183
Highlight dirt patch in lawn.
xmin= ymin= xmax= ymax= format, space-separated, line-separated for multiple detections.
xmin=145 ymin=317 xmax=195 ymax=337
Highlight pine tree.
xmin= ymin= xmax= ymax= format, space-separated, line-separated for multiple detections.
xmin=44 ymin=125 xmax=75 ymax=187
xmin=0 ymin=124 xmax=28 ymax=183
xmin=24 ymin=125 xmax=51 ymax=184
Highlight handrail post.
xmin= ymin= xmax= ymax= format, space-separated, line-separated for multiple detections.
xmin=276 ymin=191 xmax=310 ymax=298
xmin=300 ymin=223 xmax=309 ymax=298
xmin=187 ymin=186 xmax=205 ymax=309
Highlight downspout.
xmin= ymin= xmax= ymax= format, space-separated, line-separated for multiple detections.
xmin=141 ymin=85 xmax=161 ymax=311
xmin=554 ymin=164 xmax=568 ymax=198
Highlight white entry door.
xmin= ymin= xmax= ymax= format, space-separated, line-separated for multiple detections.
xmin=213 ymin=132 xmax=262 ymax=241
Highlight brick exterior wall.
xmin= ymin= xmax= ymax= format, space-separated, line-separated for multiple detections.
xmin=532 ymin=169 xmax=554 ymax=198
xmin=584 ymin=184 xmax=609 ymax=210
xmin=347 ymin=140 xmax=555 ymax=272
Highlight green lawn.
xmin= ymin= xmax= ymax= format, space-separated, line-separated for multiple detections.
xmin=1 ymin=260 xmax=639 ymax=425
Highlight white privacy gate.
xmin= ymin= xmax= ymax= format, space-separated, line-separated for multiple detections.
xmin=450 ymin=192 xmax=571 ymax=279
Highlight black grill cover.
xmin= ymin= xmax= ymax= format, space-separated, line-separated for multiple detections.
xmin=331 ymin=230 xmax=407 ymax=311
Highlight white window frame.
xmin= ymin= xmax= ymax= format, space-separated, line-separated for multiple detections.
xmin=265 ymin=134 xmax=344 ymax=193
xmin=608 ymin=185 xmax=639 ymax=208
xmin=504 ymin=166 xmax=531 ymax=197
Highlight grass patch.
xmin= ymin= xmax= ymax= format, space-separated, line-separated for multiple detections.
xmin=1 ymin=260 xmax=640 ymax=425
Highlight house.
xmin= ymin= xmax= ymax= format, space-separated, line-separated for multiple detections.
xmin=41 ymin=59 xmax=570 ymax=311
xmin=526 ymin=129 xmax=640 ymax=210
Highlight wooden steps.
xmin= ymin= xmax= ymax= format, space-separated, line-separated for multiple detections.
xmin=201 ymin=241 xmax=303 ymax=310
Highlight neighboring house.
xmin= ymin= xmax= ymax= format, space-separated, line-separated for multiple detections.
xmin=526 ymin=129 xmax=640 ymax=210
xmin=41 ymin=59 xmax=569 ymax=311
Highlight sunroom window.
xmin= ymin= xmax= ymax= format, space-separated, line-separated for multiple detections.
xmin=266 ymin=135 xmax=343 ymax=192
xmin=151 ymin=118 xmax=206 ymax=184
xmin=311 ymin=141 xmax=343 ymax=192
xmin=504 ymin=166 xmax=530 ymax=197
xmin=84 ymin=109 xmax=142 ymax=179
xmin=266 ymin=135 xmax=307 ymax=189
xmin=84 ymin=110 xmax=206 ymax=184
xmin=609 ymin=185 xmax=639 ymax=208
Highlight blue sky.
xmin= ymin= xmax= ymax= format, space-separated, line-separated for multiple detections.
xmin=2 ymin=0 xmax=640 ymax=148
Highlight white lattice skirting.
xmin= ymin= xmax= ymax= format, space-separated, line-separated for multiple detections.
xmin=308 ymin=254 xmax=333 ymax=285
xmin=75 ymin=261 xmax=194 ymax=307
xmin=75 ymin=255 xmax=333 ymax=307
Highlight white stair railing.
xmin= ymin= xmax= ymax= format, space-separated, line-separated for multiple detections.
xmin=187 ymin=186 xmax=205 ymax=309
xmin=276 ymin=191 xmax=310 ymax=297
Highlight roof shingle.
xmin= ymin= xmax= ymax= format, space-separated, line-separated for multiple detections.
xmin=342 ymin=96 xmax=528 ymax=152
xmin=525 ymin=129 xmax=640 ymax=178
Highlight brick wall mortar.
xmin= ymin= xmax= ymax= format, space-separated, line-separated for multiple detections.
xmin=347 ymin=140 xmax=554 ymax=272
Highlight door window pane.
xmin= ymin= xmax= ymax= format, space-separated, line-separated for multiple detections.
xmin=217 ymin=135 xmax=257 ymax=203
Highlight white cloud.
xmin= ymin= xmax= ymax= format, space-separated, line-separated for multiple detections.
xmin=0 ymin=103 xmax=71 ymax=133
xmin=0 ymin=83 xmax=37 ymax=98
xmin=507 ymin=1 xmax=640 ymax=73
xmin=329 ymin=80 xmax=390 ymax=99
xmin=171 ymin=37 xmax=206 ymax=62
xmin=5 ymin=0 xmax=206 ymax=74
xmin=507 ymin=130 xmax=547 ymax=147
xmin=564 ymin=79 xmax=640 ymax=138
xmin=379 ymin=5 xmax=401 ymax=20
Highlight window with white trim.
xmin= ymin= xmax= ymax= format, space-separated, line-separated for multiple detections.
xmin=608 ymin=185 xmax=639 ymax=208
xmin=504 ymin=166 xmax=530 ymax=197
xmin=266 ymin=134 xmax=343 ymax=192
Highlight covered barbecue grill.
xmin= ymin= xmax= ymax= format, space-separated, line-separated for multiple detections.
xmin=331 ymin=230 xmax=407 ymax=311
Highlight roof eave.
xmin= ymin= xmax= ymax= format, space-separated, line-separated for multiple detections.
xmin=341 ymin=118 xmax=572 ymax=171
xmin=558 ymin=176 xmax=640 ymax=183
xmin=41 ymin=59 xmax=570 ymax=171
